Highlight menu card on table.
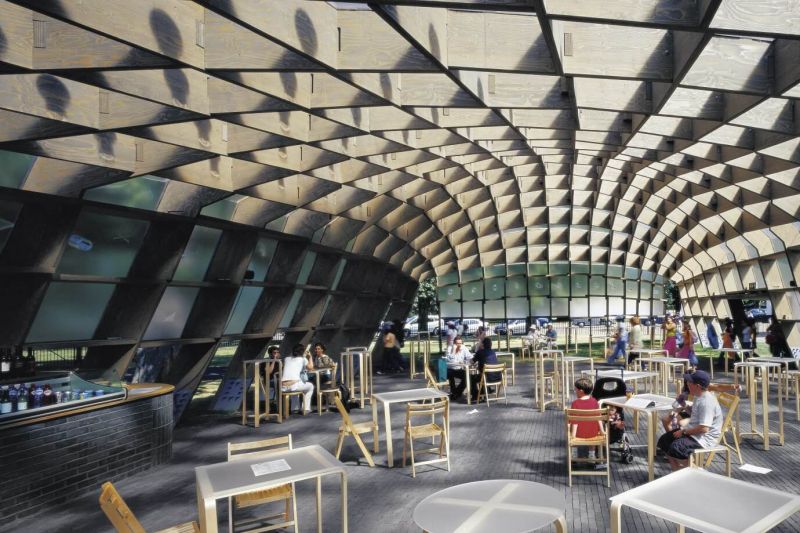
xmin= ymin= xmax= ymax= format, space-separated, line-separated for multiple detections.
xmin=251 ymin=459 xmax=291 ymax=477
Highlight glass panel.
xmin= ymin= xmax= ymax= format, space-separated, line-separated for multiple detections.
xmin=608 ymin=297 xmax=624 ymax=315
xmin=440 ymin=301 xmax=461 ymax=317
xmin=531 ymin=296 xmax=550 ymax=316
xmin=506 ymin=277 xmax=527 ymax=297
xmin=607 ymin=264 xmax=624 ymax=278
xmin=625 ymin=266 xmax=639 ymax=280
xmin=551 ymin=297 xmax=569 ymax=316
xmin=652 ymin=284 xmax=664 ymax=299
xmin=550 ymin=262 xmax=569 ymax=275
xmin=507 ymin=297 xmax=528 ymax=318
xmin=172 ymin=226 xmax=222 ymax=281
xmin=247 ymin=237 xmax=277 ymax=282
xmin=607 ymin=278 xmax=624 ymax=296
xmin=462 ymin=301 xmax=482 ymax=317
xmin=507 ymin=264 xmax=526 ymax=277
xmin=437 ymin=272 xmax=459 ymax=287
xmin=571 ymin=261 xmax=590 ymax=274
xmin=571 ymin=274 xmax=588 ymax=297
xmin=571 ymin=298 xmax=589 ymax=316
xmin=591 ymin=263 xmax=606 ymax=275
xmin=550 ymin=276 xmax=569 ymax=297
xmin=484 ymin=300 xmax=505 ymax=319
xmin=484 ymin=265 xmax=506 ymax=278
xmin=640 ymin=281 xmax=652 ymax=299
xmin=652 ymin=300 xmax=664 ymax=315
xmin=438 ymin=285 xmax=461 ymax=301
xmin=590 ymin=297 xmax=606 ymax=317
xmin=26 ymin=282 xmax=114 ymax=342
xmin=201 ymin=195 xmax=246 ymax=221
xmin=224 ymin=287 xmax=263 ymax=335
xmin=295 ymin=251 xmax=317 ymax=285
xmin=462 ymin=281 xmax=483 ymax=301
xmin=641 ymin=270 xmax=655 ymax=282
xmin=589 ymin=275 xmax=605 ymax=295
xmin=529 ymin=277 xmax=549 ymax=296
xmin=0 ymin=199 xmax=22 ymax=255
xmin=142 ymin=286 xmax=199 ymax=340
xmin=279 ymin=289 xmax=303 ymax=328
xmin=625 ymin=299 xmax=638 ymax=315
xmin=57 ymin=211 xmax=149 ymax=278
xmin=639 ymin=300 xmax=651 ymax=316
xmin=84 ymin=175 xmax=167 ymax=210
xmin=330 ymin=259 xmax=347 ymax=290
xmin=460 ymin=267 xmax=483 ymax=283
xmin=0 ymin=150 xmax=35 ymax=188
xmin=484 ymin=278 xmax=505 ymax=299
xmin=625 ymin=280 xmax=639 ymax=299
xmin=528 ymin=262 xmax=548 ymax=276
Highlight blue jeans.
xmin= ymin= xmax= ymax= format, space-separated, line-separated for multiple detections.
xmin=607 ymin=340 xmax=626 ymax=364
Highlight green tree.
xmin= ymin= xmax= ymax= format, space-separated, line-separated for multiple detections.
xmin=665 ymin=280 xmax=680 ymax=312
xmin=411 ymin=277 xmax=438 ymax=332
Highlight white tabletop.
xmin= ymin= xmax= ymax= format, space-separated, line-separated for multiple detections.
xmin=195 ymin=445 xmax=344 ymax=500
xmin=596 ymin=370 xmax=659 ymax=381
xmin=610 ymin=467 xmax=800 ymax=533
xmin=645 ymin=357 xmax=690 ymax=364
xmin=734 ymin=361 xmax=781 ymax=369
xmin=602 ymin=394 xmax=674 ymax=412
xmin=634 ymin=349 xmax=668 ymax=355
xmin=372 ymin=387 xmax=447 ymax=404
xmin=413 ymin=479 xmax=565 ymax=533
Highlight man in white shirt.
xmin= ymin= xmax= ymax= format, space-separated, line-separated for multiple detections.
xmin=445 ymin=336 xmax=471 ymax=400
xmin=445 ymin=321 xmax=458 ymax=349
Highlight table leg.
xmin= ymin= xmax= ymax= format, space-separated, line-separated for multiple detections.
xmin=778 ymin=370 xmax=784 ymax=446
xmin=384 ymin=403 xmax=394 ymax=467
xmin=647 ymin=411 xmax=656 ymax=481
xmin=762 ymin=369 xmax=769 ymax=450
xmin=316 ymin=477 xmax=322 ymax=532
xmin=610 ymin=501 xmax=623 ymax=533
xmin=341 ymin=472 xmax=348 ymax=533
xmin=254 ymin=367 xmax=262 ymax=428
xmin=554 ymin=515 xmax=568 ymax=533
xmin=511 ymin=352 xmax=516 ymax=386
xmin=242 ymin=362 xmax=248 ymax=427
xmin=197 ymin=490 xmax=217 ymax=533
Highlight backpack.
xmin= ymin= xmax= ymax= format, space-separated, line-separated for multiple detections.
xmin=338 ymin=383 xmax=352 ymax=412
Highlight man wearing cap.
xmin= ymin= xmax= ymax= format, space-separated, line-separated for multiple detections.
xmin=656 ymin=370 xmax=723 ymax=471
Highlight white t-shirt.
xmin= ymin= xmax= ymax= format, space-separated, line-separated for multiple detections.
xmin=688 ymin=391 xmax=723 ymax=448
xmin=282 ymin=356 xmax=307 ymax=382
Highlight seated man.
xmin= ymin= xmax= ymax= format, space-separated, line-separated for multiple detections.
xmin=545 ymin=324 xmax=557 ymax=347
xmin=656 ymin=370 xmax=723 ymax=471
xmin=445 ymin=336 xmax=471 ymax=400
xmin=470 ymin=337 xmax=500 ymax=402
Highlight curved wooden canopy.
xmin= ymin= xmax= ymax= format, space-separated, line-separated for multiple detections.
xmin=1 ymin=0 xmax=799 ymax=284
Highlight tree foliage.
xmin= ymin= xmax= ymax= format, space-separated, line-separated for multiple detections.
xmin=411 ymin=277 xmax=438 ymax=327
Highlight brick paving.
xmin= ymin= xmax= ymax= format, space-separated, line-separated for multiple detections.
xmin=10 ymin=361 xmax=800 ymax=532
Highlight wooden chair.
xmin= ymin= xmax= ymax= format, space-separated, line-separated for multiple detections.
xmin=424 ymin=365 xmax=448 ymax=391
xmin=565 ymin=408 xmax=610 ymax=487
xmin=477 ymin=363 xmax=507 ymax=406
xmin=402 ymin=398 xmax=450 ymax=478
xmin=333 ymin=396 xmax=378 ymax=467
xmin=99 ymin=481 xmax=199 ymax=533
xmin=697 ymin=391 xmax=742 ymax=468
xmin=227 ymin=436 xmax=297 ymax=533
xmin=282 ymin=387 xmax=306 ymax=420
xmin=316 ymin=362 xmax=339 ymax=416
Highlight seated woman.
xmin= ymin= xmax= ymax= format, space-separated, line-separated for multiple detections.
xmin=470 ymin=337 xmax=500 ymax=402
xmin=281 ymin=343 xmax=315 ymax=414
xmin=312 ymin=342 xmax=335 ymax=385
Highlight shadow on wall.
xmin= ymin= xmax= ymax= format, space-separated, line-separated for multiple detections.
xmin=36 ymin=74 xmax=71 ymax=117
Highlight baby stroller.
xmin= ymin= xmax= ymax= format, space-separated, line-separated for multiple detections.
xmin=591 ymin=374 xmax=634 ymax=464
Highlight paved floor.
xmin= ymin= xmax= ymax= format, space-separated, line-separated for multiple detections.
xmin=10 ymin=361 xmax=800 ymax=532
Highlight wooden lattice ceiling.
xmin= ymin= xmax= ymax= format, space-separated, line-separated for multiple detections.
xmin=1 ymin=0 xmax=800 ymax=281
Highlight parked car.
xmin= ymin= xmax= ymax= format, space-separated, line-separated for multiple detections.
xmin=746 ymin=308 xmax=769 ymax=322
xmin=570 ymin=317 xmax=605 ymax=328
xmin=494 ymin=320 xmax=527 ymax=336
xmin=404 ymin=315 xmax=441 ymax=337
xmin=531 ymin=317 xmax=550 ymax=327
xmin=458 ymin=318 xmax=484 ymax=336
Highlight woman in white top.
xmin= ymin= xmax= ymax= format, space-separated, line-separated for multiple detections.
xmin=282 ymin=343 xmax=315 ymax=413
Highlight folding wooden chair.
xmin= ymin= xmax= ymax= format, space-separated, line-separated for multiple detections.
xmin=227 ymin=435 xmax=297 ymax=533
xmin=693 ymin=392 xmax=742 ymax=469
xmin=565 ymin=408 xmax=610 ymax=487
xmin=316 ymin=362 xmax=340 ymax=415
xmin=424 ymin=365 xmax=448 ymax=391
xmin=477 ymin=363 xmax=508 ymax=406
xmin=402 ymin=398 xmax=450 ymax=478
xmin=99 ymin=481 xmax=199 ymax=533
xmin=333 ymin=396 xmax=378 ymax=467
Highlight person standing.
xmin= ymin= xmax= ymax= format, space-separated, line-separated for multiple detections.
xmin=663 ymin=316 xmax=677 ymax=356
xmin=606 ymin=320 xmax=628 ymax=364
xmin=627 ymin=316 xmax=643 ymax=365
xmin=677 ymin=322 xmax=699 ymax=367
xmin=716 ymin=318 xmax=734 ymax=368
xmin=383 ymin=324 xmax=405 ymax=373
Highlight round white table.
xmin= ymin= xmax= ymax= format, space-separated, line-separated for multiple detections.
xmin=413 ymin=479 xmax=567 ymax=533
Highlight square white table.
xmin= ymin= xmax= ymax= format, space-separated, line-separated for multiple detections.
xmin=601 ymin=393 xmax=674 ymax=481
xmin=532 ymin=349 xmax=563 ymax=412
xmin=372 ymin=387 xmax=448 ymax=467
xmin=640 ymin=357 xmax=691 ymax=396
xmin=195 ymin=445 xmax=348 ymax=533
xmin=594 ymin=369 xmax=659 ymax=394
xmin=610 ymin=467 xmax=800 ymax=533
xmin=719 ymin=348 xmax=753 ymax=374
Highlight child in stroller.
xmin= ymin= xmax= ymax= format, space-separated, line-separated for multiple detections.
xmin=591 ymin=374 xmax=635 ymax=464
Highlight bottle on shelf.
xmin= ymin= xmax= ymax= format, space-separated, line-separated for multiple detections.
xmin=24 ymin=347 xmax=36 ymax=378
xmin=17 ymin=383 xmax=28 ymax=411
xmin=8 ymin=384 xmax=19 ymax=412
xmin=0 ymin=386 xmax=10 ymax=414
xmin=0 ymin=348 xmax=11 ymax=380
xmin=12 ymin=346 xmax=25 ymax=379
xmin=32 ymin=383 xmax=43 ymax=409
xmin=42 ymin=384 xmax=53 ymax=406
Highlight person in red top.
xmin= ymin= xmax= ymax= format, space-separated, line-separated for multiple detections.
xmin=570 ymin=378 xmax=604 ymax=465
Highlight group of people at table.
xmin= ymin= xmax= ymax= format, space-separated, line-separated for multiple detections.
xmin=262 ymin=342 xmax=336 ymax=414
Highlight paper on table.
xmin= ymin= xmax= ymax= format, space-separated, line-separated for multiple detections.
xmin=625 ymin=397 xmax=656 ymax=409
xmin=740 ymin=464 xmax=771 ymax=475
xmin=251 ymin=459 xmax=291 ymax=477
xmin=468 ymin=409 xmax=479 ymax=414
